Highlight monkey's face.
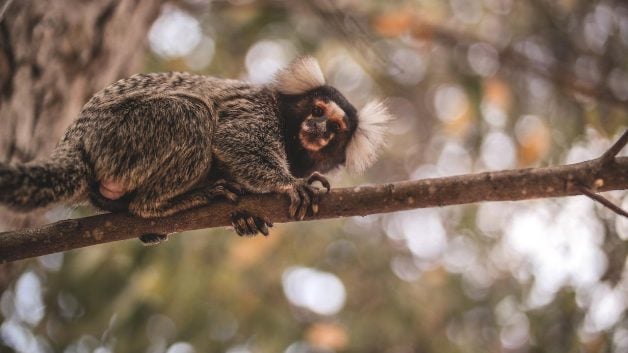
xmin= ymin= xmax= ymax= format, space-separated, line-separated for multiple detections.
xmin=276 ymin=57 xmax=390 ymax=175
xmin=299 ymin=99 xmax=350 ymax=151
xmin=279 ymin=85 xmax=360 ymax=175
xmin=294 ymin=86 xmax=358 ymax=155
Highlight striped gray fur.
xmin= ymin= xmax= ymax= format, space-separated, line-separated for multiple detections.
xmin=0 ymin=57 xmax=390 ymax=235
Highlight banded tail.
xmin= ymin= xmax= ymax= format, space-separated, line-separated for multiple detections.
xmin=0 ymin=146 xmax=90 ymax=210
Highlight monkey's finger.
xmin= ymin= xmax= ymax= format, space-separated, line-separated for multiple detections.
xmin=307 ymin=186 xmax=320 ymax=215
xmin=224 ymin=190 xmax=239 ymax=203
xmin=262 ymin=215 xmax=274 ymax=228
xmin=237 ymin=216 xmax=252 ymax=236
xmin=231 ymin=214 xmax=246 ymax=236
xmin=245 ymin=216 xmax=259 ymax=235
xmin=254 ymin=217 xmax=270 ymax=236
xmin=307 ymin=172 xmax=331 ymax=193
xmin=288 ymin=189 xmax=300 ymax=219
xmin=212 ymin=185 xmax=239 ymax=203
xmin=302 ymin=185 xmax=320 ymax=215
xmin=296 ymin=186 xmax=310 ymax=220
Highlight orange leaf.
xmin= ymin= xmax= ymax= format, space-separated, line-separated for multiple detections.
xmin=373 ymin=11 xmax=413 ymax=37
xmin=305 ymin=322 xmax=349 ymax=351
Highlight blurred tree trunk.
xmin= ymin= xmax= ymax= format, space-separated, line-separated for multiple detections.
xmin=0 ymin=0 xmax=161 ymax=286
xmin=0 ymin=0 xmax=161 ymax=231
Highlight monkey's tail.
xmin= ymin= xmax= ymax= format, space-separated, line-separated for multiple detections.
xmin=0 ymin=146 xmax=91 ymax=210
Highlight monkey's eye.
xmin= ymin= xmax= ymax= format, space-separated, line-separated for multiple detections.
xmin=312 ymin=106 xmax=324 ymax=117
xmin=328 ymin=121 xmax=341 ymax=132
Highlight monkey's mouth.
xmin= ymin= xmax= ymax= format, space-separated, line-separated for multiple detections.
xmin=299 ymin=118 xmax=333 ymax=151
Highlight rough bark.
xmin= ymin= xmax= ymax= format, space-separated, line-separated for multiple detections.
xmin=0 ymin=0 xmax=161 ymax=231
xmin=1 ymin=156 xmax=626 ymax=263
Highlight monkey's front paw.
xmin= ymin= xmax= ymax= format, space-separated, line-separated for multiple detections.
xmin=208 ymin=179 xmax=245 ymax=203
xmin=139 ymin=233 xmax=169 ymax=246
xmin=231 ymin=210 xmax=273 ymax=236
xmin=287 ymin=172 xmax=331 ymax=220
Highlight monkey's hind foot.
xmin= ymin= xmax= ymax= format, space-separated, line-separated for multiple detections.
xmin=231 ymin=210 xmax=273 ymax=237
xmin=287 ymin=172 xmax=331 ymax=221
xmin=139 ymin=233 xmax=169 ymax=246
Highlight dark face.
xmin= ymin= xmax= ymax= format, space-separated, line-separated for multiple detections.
xmin=279 ymin=85 xmax=358 ymax=176
xmin=300 ymin=97 xmax=353 ymax=151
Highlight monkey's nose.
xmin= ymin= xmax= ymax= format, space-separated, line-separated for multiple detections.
xmin=306 ymin=117 xmax=327 ymax=132
xmin=315 ymin=120 xmax=326 ymax=131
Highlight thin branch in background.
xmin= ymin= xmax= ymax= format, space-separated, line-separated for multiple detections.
xmin=411 ymin=19 xmax=628 ymax=108
xmin=577 ymin=185 xmax=628 ymax=218
xmin=306 ymin=1 xmax=628 ymax=109
xmin=0 ymin=0 xmax=14 ymax=21
xmin=303 ymin=0 xmax=390 ymax=70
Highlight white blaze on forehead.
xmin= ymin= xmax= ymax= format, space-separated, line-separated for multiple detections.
xmin=273 ymin=56 xmax=325 ymax=94
xmin=345 ymin=100 xmax=393 ymax=174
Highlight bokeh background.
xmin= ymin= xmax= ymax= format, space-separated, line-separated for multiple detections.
xmin=1 ymin=0 xmax=628 ymax=352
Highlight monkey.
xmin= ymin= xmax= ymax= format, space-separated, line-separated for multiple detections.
xmin=0 ymin=57 xmax=391 ymax=242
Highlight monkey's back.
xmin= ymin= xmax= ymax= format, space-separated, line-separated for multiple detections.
xmin=64 ymin=72 xmax=248 ymax=207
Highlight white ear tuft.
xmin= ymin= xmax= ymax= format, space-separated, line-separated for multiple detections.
xmin=345 ymin=100 xmax=393 ymax=174
xmin=273 ymin=56 xmax=326 ymax=94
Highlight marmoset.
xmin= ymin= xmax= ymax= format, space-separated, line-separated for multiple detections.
xmin=0 ymin=57 xmax=390 ymax=239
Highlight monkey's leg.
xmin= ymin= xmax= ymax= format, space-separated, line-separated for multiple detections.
xmin=129 ymin=180 xmax=244 ymax=218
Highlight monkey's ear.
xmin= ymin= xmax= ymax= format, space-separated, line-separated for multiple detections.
xmin=345 ymin=100 xmax=393 ymax=174
xmin=272 ymin=56 xmax=326 ymax=95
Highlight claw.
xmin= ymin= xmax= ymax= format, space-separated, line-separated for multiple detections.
xmin=307 ymin=172 xmax=331 ymax=193
xmin=288 ymin=188 xmax=300 ymax=219
xmin=256 ymin=218 xmax=269 ymax=236
xmin=237 ymin=217 xmax=250 ymax=235
xmin=305 ymin=185 xmax=320 ymax=215
xmin=231 ymin=211 xmax=273 ymax=237
xmin=231 ymin=216 xmax=246 ymax=236
xmin=246 ymin=216 xmax=258 ymax=234
xmin=262 ymin=216 xmax=274 ymax=228
xmin=296 ymin=186 xmax=310 ymax=220
xmin=285 ymin=173 xmax=330 ymax=220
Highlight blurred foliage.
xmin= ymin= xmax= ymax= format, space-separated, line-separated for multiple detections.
xmin=1 ymin=0 xmax=628 ymax=352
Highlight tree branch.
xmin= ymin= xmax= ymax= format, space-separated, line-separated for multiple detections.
xmin=601 ymin=130 xmax=628 ymax=165
xmin=0 ymin=155 xmax=627 ymax=263
xmin=577 ymin=185 xmax=628 ymax=218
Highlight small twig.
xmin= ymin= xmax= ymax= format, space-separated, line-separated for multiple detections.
xmin=600 ymin=129 xmax=628 ymax=165
xmin=583 ymin=131 xmax=628 ymax=217
xmin=577 ymin=185 xmax=628 ymax=218
xmin=0 ymin=0 xmax=14 ymax=22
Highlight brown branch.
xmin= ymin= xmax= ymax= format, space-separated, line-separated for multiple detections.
xmin=600 ymin=129 xmax=628 ymax=165
xmin=577 ymin=185 xmax=628 ymax=218
xmin=0 ymin=156 xmax=627 ymax=263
